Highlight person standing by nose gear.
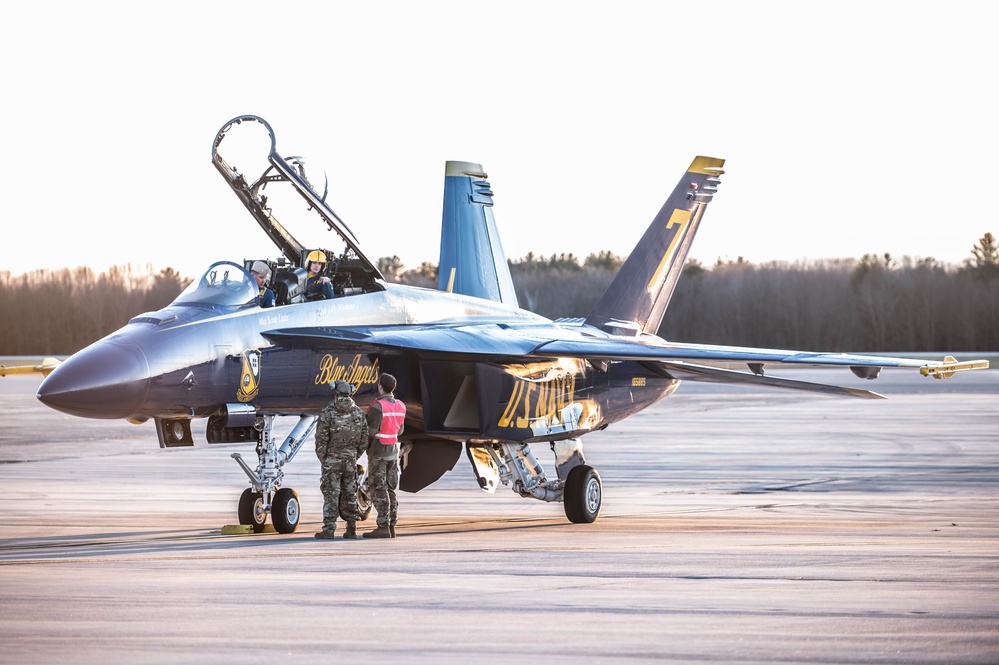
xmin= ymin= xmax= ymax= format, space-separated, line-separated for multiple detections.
xmin=304 ymin=250 xmax=335 ymax=300
xmin=314 ymin=380 xmax=368 ymax=540
xmin=363 ymin=373 xmax=406 ymax=539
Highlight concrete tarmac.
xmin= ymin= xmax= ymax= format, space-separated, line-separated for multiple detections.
xmin=1 ymin=368 xmax=997 ymax=664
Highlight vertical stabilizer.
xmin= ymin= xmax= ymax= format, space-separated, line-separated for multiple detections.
xmin=438 ymin=161 xmax=519 ymax=306
xmin=585 ymin=156 xmax=724 ymax=335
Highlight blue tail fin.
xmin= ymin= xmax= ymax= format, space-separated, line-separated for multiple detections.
xmin=585 ymin=156 xmax=725 ymax=335
xmin=437 ymin=161 xmax=519 ymax=306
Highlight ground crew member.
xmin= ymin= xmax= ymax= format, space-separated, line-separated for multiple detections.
xmin=314 ymin=380 xmax=368 ymax=540
xmin=304 ymin=250 xmax=335 ymax=300
xmin=250 ymin=261 xmax=276 ymax=308
xmin=363 ymin=373 xmax=406 ymax=538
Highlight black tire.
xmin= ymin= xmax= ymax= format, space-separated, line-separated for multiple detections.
xmin=564 ymin=465 xmax=601 ymax=524
xmin=238 ymin=488 xmax=267 ymax=533
xmin=340 ymin=464 xmax=372 ymax=522
xmin=356 ymin=483 xmax=373 ymax=522
xmin=272 ymin=487 xmax=300 ymax=534
xmin=338 ymin=484 xmax=373 ymax=522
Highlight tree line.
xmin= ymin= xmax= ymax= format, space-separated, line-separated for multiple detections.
xmin=3 ymin=235 xmax=997 ymax=355
xmin=0 ymin=266 xmax=188 ymax=356
xmin=392 ymin=237 xmax=999 ymax=352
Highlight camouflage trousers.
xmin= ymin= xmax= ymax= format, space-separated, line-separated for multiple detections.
xmin=368 ymin=458 xmax=399 ymax=528
xmin=320 ymin=455 xmax=359 ymax=531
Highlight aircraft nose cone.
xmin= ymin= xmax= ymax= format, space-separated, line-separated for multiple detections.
xmin=37 ymin=339 xmax=150 ymax=419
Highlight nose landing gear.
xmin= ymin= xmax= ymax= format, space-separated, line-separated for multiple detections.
xmin=231 ymin=414 xmax=315 ymax=534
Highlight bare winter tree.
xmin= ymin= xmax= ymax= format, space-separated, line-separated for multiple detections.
xmin=3 ymin=236 xmax=997 ymax=356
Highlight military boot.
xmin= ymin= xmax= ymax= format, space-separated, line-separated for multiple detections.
xmin=314 ymin=529 xmax=337 ymax=540
xmin=343 ymin=522 xmax=357 ymax=539
xmin=363 ymin=525 xmax=392 ymax=539
xmin=389 ymin=523 xmax=396 ymax=538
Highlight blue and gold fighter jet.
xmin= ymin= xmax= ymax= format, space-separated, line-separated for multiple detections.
xmin=36 ymin=116 xmax=989 ymax=532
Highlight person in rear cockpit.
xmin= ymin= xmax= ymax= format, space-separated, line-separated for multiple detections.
xmin=250 ymin=261 xmax=276 ymax=308
xmin=305 ymin=250 xmax=335 ymax=301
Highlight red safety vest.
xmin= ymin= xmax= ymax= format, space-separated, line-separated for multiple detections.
xmin=374 ymin=398 xmax=406 ymax=445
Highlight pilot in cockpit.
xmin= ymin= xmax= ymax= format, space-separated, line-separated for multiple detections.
xmin=250 ymin=261 xmax=276 ymax=308
xmin=305 ymin=250 xmax=335 ymax=301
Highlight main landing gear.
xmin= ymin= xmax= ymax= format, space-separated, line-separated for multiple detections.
xmin=231 ymin=414 xmax=317 ymax=533
xmin=467 ymin=438 xmax=602 ymax=523
xmin=563 ymin=464 xmax=602 ymax=523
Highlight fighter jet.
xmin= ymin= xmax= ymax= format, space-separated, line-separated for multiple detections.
xmin=36 ymin=115 xmax=989 ymax=532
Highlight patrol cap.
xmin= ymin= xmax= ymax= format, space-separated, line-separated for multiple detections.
xmin=250 ymin=260 xmax=270 ymax=277
xmin=331 ymin=380 xmax=354 ymax=395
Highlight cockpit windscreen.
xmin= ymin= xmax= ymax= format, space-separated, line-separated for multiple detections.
xmin=173 ymin=261 xmax=258 ymax=307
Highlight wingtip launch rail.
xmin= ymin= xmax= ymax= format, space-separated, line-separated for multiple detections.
xmin=0 ymin=358 xmax=62 ymax=377
xmin=920 ymin=356 xmax=990 ymax=378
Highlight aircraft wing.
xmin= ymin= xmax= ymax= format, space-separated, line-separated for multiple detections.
xmin=531 ymin=337 xmax=988 ymax=379
xmin=263 ymin=324 xmax=987 ymax=398
xmin=531 ymin=338 xmax=983 ymax=398
xmin=263 ymin=324 xmax=543 ymax=359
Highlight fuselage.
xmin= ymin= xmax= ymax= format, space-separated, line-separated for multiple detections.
xmin=37 ymin=261 xmax=680 ymax=445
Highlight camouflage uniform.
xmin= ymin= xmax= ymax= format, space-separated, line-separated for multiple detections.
xmin=366 ymin=392 xmax=404 ymax=531
xmin=315 ymin=392 xmax=368 ymax=535
xmin=366 ymin=454 xmax=399 ymax=528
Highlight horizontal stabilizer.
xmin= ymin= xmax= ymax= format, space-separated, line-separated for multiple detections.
xmin=659 ymin=361 xmax=885 ymax=399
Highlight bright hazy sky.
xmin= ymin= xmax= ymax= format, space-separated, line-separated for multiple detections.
xmin=4 ymin=2 xmax=996 ymax=279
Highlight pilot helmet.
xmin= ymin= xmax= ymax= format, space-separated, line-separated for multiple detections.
xmin=306 ymin=250 xmax=327 ymax=265
xmin=250 ymin=260 xmax=270 ymax=277
xmin=331 ymin=380 xmax=354 ymax=395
